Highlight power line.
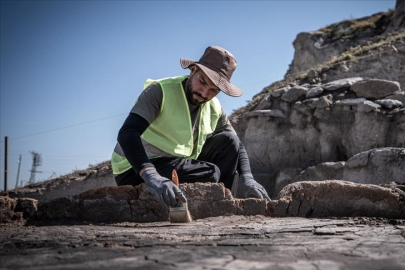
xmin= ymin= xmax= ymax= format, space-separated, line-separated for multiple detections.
xmin=1 ymin=113 xmax=127 ymax=142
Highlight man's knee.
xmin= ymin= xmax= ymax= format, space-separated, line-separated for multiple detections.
xmin=209 ymin=131 xmax=239 ymax=148
xmin=212 ymin=164 xmax=221 ymax=183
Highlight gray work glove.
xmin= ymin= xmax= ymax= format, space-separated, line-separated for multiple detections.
xmin=240 ymin=173 xmax=271 ymax=201
xmin=141 ymin=168 xmax=187 ymax=207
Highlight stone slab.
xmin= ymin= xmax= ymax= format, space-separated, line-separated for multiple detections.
xmin=1 ymin=216 xmax=404 ymax=270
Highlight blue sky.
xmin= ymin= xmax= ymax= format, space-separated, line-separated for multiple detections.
xmin=0 ymin=0 xmax=395 ymax=190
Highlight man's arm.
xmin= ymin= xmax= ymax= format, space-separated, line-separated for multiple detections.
xmin=117 ymin=113 xmax=154 ymax=175
xmin=237 ymin=143 xmax=271 ymax=200
xmin=214 ymin=109 xmax=270 ymax=200
xmin=117 ymin=84 xmax=186 ymax=207
xmin=119 ymin=82 xmax=163 ymax=174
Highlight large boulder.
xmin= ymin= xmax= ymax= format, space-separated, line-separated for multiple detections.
xmin=275 ymin=180 xmax=405 ymax=219
xmin=272 ymin=147 xmax=405 ymax=197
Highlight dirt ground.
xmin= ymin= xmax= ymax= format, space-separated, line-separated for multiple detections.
xmin=1 ymin=215 xmax=404 ymax=270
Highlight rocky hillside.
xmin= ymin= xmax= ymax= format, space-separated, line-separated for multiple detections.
xmin=230 ymin=2 xmax=405 ymax=198
xmin=286 ymin=0 xmax=404 ymax=77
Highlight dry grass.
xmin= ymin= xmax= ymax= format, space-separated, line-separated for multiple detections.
xmin=230 ymin=80 xmax=289 ymax=119
xmin=320 ymin=10 xmax=394 ymax=40
xmin=230 ymin=25 xmax=404 ymax=120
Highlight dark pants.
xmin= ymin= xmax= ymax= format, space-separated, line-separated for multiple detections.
xmin=115 ymin=131 xmax=239 ymax=189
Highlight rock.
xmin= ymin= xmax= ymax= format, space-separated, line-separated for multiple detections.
xmin=0 ymin=209 xmax=16 ymax=224
xmin=15 ymin=198 xmax=38 ymax=219
xmin=306 ymin=86 xmax=324 ymax=98
xmin=254 ymin=94 xmax=272 ymax=110
xmin=0 ymin=196 xmax=15 ymax=209
xmin=181 ymin=182 xmax=226 ymax=201
xmin=313 ymin=107 xmax=331 ymax=119
xmin=343 ymin=148 xmax=405 ymax=185
xmin=271 ymin=163 xmax=345 ymax=198
xmin=294 ymin=101 xmax=312 ymax=116
xmin=316 ymin=95 xmax=333 ymax=108
xmin=268 ymin=147 xmax=405 ymax=198
xmin=357 ymin=100 xmax=382 ymax=112
xmin=25 ymin=183 xmax=272 ymax=223
xmin=335 ymin=98 xmax=367 ymax=106
xmin=302 ymin=98 xmax=320 ymax=110
xmin=273 ymin=168 xmax=304 ymax=198
xmin=82 ymin=199 xmax=133 ymax=223
xmin=345 ymin=151 xmax=369 ymax=168
xmin=243 ymin=110 xmax=286 ymax=120
xmin=351 ymin=79 xmax=401 ymax=99
xmin=281 ymin=86 xmax=308 ymax=103
xmin=78 ymin=185 xmax=141 ymax=201
xmin=375 ymin=99 xmax=403 ymax=109
xmin=0 ymin=197 xmax=17 ymax=223
xmin=296 ymin=162 xmax=345 ymax=182
xmin=237 ymin=198 xmax=267 ymax=216
xmin=385 ymin=91 xmax=405 ymax=103
xmin=275 ymin=180 xmax=405 ymax=219
xmin=271 ymin=86 xmax=289 ymax=97
xmin=37 ymin=196 xmax=80 ymax=221
xmin=322 ymin=78 xmax=363 ymax=91
xmin=307 ymin=70 xmax=319 ymax=81
xmin=314 ymin=227 xmax=336 ymax=235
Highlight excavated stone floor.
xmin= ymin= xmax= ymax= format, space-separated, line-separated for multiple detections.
xmin=1 ymin=216 xmax=405 ymax=270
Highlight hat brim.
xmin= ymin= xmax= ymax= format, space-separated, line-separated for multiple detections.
xmin=180 ymin=58 xmax=243 ymax=97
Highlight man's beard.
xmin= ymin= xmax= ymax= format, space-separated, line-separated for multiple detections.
xmin=185 ymin=77 xmax=208 ymax=106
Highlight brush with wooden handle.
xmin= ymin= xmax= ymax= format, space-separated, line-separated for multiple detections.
xmin=169 ymin=169 xmax=192 ymax=223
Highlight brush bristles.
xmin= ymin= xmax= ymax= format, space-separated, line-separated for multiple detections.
xmin=169 ymin=204 xmax=192 ymax=223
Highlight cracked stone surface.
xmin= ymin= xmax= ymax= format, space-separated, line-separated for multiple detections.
xmin=1 ymin=216 xmax=405 ymax=269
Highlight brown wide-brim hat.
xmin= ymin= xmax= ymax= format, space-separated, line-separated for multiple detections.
xmin=180 ymin=46 xmax=243 ymax=97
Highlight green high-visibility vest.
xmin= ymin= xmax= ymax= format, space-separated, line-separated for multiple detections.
xmin=111 ymin=75 xmax=222 ymax=175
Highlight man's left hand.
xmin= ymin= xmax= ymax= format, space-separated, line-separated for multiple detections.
xmin=240 ymin=173 xmax=271 ymax=201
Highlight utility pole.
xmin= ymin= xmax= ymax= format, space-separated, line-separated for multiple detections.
xmin=28 ymin=151 xmax=42 ymax=184
xmin=15 ymin=155 xmax=22 ymax=189
xmin=4 ymin=136 xmax=8 ymax=191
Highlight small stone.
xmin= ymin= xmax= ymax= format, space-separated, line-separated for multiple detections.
xmin=375 ymin=99 xmax=403 ymax=109
xmin=322 ymin=77 xmax=363 ymax=91
xmin=243 ymin=110 xmax=285 ymax=120
xmin=271 ymin=87 xmax=289 ymax=97
xmin=306 ymin=87 xmax=324 ymax=98
xmin=316 ymin=95 xmax=333 ymax=109
xmin=314 ymin=227 xmax=337 ymax=235
xmin=385 ymin=92 xmax=405 ymax=103
xmin=307 ymin=70 xmax=318 ymax=81
xmin=357 ymin=101 xmax=381 ymax=112
xmin=281 ymin=86 xmax=308 ymax=103
xmin=335 ymin=98 xmax=367 ymax=106
xmin=346 ymin=152 xmax=369 ymax=168
xmin=255 ymin=94 xmax=272 ymax=110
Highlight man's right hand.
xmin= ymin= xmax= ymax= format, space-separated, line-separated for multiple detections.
xmin=141 ymin=167 xmax=187 ymax=207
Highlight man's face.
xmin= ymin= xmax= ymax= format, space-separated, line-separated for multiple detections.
xmin=185 ymin=66 xmax=220 ymax=106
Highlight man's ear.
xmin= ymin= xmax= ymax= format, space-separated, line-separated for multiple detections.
xmin=190 ymin=65 xmax=197 ymax=75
